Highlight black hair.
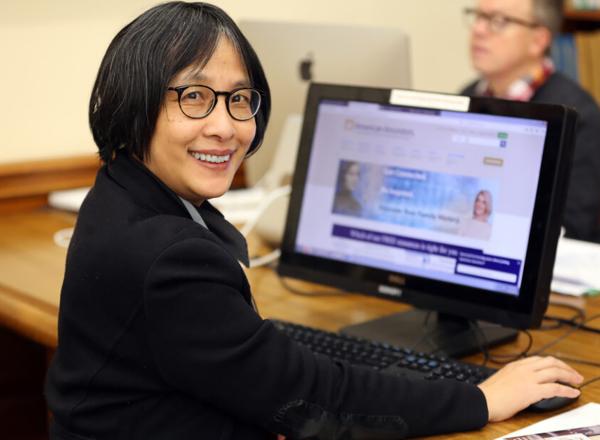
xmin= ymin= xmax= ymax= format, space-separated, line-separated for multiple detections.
xmin=89 ymin=1 xmax=270 ymax=163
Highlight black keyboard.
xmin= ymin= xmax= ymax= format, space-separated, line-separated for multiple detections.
xmin=273 ymin=320 xmax=496 ymax=384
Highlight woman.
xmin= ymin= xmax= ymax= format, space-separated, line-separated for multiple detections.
xmin=45 ymin=3 xmax=582 ymax=439
xmin=332 ymin=161 xmax=362 ymax=216
xmin=459 ymin=190 xmax=493 ymax=240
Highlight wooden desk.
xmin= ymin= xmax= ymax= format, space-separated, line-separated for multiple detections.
xmin=0 ymin=209 xmax=599 ymax=439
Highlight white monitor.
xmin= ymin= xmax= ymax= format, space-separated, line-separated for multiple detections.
xmin=238 ymin=20 xmax=412 ymax=186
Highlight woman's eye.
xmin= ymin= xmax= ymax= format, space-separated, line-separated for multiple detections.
xmin=181 ymin=88 xmax=210 ymax=103
xmin=231 ymin=93 xmax=250 ymax=105
xmin=182 ymin=91 xmax=201 ymax=101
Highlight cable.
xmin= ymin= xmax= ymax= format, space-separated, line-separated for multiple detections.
xmin=531 ymin=313 xmax=600 ymax=356
xmin=484 ymin=330 xmax=534 ymax=365
xmin=543 ymin=317 xmax=600 ymax=334
xmin=542 ymin=315 xmax=600 ymax=334
xmin=580 ymin=375 xmax=600 ymax=390
xmin=239 ymin=185 xmax=291 ymax=270
xmin=468 ymin=320 xmax=491 ymax=367
xmin=469 ymin=321 xmax=534 ymax=366
xmin=278 ymin=275 xmax=347 ymax=297
xmin=552 ymin=354 xmax=600 ymax=369
xmin=541 ymin=302 xmax=586 ymax=330
xmin=250 ymin=249 xmax=281 ymax=268
xmin=239 ymin=185 xmax=291 ymax=237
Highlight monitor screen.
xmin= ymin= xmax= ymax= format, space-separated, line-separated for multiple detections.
xmin=278 ymin=83 xmax=576 ymax=357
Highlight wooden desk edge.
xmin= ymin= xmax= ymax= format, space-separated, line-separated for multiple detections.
xmin=0 ymin=283 xmax=57 ymax=347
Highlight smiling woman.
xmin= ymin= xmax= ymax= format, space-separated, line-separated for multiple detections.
xmin=144 ymin=38 xmax=258 ymax=205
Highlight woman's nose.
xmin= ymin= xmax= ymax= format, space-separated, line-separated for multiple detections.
xmin=202 ymin=97 xmax=236 ymax=140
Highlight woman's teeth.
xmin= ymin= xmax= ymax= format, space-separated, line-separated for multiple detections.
xmin=189 ymin=152 xmax=230 ymax=163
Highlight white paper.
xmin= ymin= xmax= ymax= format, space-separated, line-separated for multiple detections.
xmin=496 ymin=403 xmax=600 ymax=439
xmin=552 ymin=237 xmax=600 ymax=296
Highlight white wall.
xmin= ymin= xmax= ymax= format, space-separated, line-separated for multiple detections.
xmin=0 ymin=0 xmax=475 ymax=165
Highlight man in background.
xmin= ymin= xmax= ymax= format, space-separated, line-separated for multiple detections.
xmin=461 ymin=0 xmax=600 ymax=242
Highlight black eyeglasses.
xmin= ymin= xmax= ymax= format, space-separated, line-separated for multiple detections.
xmin=167 ymin=84 xmax=262 ymax=121
xmin=463 ymin=7 xmax=539 ymax=33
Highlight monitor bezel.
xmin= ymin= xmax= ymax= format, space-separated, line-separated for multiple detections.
xmin=278 ymin=83 xmax=576 ymax=330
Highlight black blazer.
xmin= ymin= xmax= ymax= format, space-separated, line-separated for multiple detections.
xmin=462 ymin=72 xmax=600 ymax=243
xmin=46 ymin=152 xmax=487 ymax=439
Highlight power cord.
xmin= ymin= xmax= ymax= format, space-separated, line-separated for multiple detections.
xmin=278 ymin=275 xmax=348 ymax=297
xmin=473 ymin=327 xmax=534 ymax=367
xmin=249 ymin=249 xmax=281 ymax=268
xmin=480 ymin=313 xmax=600 ymax=365
xmin=580 ymin=375 xmax=600 ymax=390
xmin=530 ymin=313 xmax=600 ymax=356
xmin=541 ymin=301 xmax=586 ymax=330
xmin=241 ymin=185 xmax=291 ymax=269
xmin=240 ymin=185 xmax=291 ymax=237
xmin=542 ymin=313 xmax=600 ymax=334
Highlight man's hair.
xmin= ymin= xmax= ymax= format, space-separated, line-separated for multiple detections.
xmin=532 ymin=0 xmax=564 ymax=36
xmin=89 ymin=2 xmax=270 ymax=163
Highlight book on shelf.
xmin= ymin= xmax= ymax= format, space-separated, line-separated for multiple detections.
xmin=569 ymin=0 xmax=600 ymax=10
xmin=551 ymin=31 xmax=600 ymax=104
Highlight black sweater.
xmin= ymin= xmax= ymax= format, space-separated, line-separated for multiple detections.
xmin=46 ymin=152 xmax=488 ymax=439
xmin=462 ymin=72 xmax=600 ymax=242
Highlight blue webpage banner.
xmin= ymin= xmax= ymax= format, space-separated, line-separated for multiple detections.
xmin=332 ymin=161 xmax=498 ymax=241
xmin=332 ymin=224 xmax=522 ymax=285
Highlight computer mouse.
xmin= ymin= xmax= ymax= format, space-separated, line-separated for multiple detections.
xmin=527 ymin=393 xmax=580 ymax=412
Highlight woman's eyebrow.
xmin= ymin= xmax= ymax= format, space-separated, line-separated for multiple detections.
xmin=180 ymin=70 xmax=207 ymax=83
xmin=177 ymin=69 xmax=251 ymax=88
xmin=175 ymin=77 xmax=252 ymax=89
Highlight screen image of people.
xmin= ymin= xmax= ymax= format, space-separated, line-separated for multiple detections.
xmin=332 ymin=160 xmax=362 ymax=216
xmin=459 ymin=190 xmax=493 ymax=240
xmin=331 ymin=159 xmax=497 ymax=242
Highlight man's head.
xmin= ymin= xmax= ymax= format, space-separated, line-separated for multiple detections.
xmin=467 ymin=0 xmax=563 ymax=86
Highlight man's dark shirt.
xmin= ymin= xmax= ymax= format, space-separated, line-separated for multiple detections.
xmin=462 ymin=72 xmax=600 ymax=242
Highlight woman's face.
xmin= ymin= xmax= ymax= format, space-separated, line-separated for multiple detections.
xmin=145 ymin=37 xmax=256 ymax=205
xmin=474 ymin=193 xmax=488 ymax=220
xmin=344 ymin=163 xmax=360 ymax=192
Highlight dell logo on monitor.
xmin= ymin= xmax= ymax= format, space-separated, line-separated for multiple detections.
xmin=388 ymin=274 xmax=406 ymax=285
xmin=378 ymin=285 xmax=403 ymax=297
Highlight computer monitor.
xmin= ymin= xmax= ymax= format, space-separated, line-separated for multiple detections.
xmin=278 ymin=83 xmax=576 ymax=358
xmin=238 ymin=20 xmax=412 ymax=186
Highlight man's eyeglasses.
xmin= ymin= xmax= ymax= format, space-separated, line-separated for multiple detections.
xmin=167 ymin=84 xmax=262 ymax=121
xmin=463 ymin=7 xmax=539 ymax=33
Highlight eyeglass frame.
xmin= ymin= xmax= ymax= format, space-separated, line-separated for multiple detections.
xmin=166 ymin=84 xmax=262 ymax=121
xmin=463 ymin=7 xmax=540 ymax=33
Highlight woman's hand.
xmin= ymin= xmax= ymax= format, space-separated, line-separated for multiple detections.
xmin=478 ymin=356 xmax=583 ymax=422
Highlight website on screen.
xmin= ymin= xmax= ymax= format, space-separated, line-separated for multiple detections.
xmin=295 ymin=99 xmax=547 ymax=296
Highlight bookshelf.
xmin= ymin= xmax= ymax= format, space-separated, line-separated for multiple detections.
xmin=565 ymin=9 xmax=600 ymax=21
xmin=564 ymin=7 xmax=600 ymax=30
xmin=551 ymin=5 xmax=600 ymax=103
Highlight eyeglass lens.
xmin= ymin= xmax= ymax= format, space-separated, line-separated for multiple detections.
xmin=179 ymin=86 xmax=261 ymax=121
xmin=464 ymin=9 xmax=533 ymax=33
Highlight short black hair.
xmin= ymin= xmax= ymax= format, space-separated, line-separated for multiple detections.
xmin=89 ymin=1 xmax=270 ymax=163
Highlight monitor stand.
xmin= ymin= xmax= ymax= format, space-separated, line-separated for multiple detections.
xmin=340 ymin=309 xmax=518 ymax=358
